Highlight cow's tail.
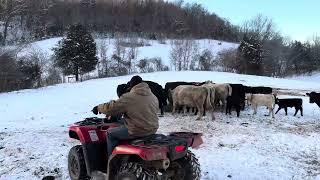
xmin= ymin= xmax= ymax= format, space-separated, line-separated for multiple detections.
xmin=205 ymin=87 xmax=214 ymax=110
xmin=272 ymin=93 xmax=277 ymax=109
xmin=168 ymin=89 xmax=174 ymax=105
xmin=227 ymin=84 xmax=232 ymax=96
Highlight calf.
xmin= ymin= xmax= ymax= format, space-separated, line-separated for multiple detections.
xmin=248 ymin=94 xmax=275 ymax=118
xmin=275 ymin=98 xmax=303 ymax=116
xmin=172 ymin=85 xmax=215 ymax=120
xmin=226 ymin=84 xmax=246 ymax=117
xmin=306 ymin=92 xmax=320 ymax=108
xmin=117 ymin=81 xmax=167 ymax=115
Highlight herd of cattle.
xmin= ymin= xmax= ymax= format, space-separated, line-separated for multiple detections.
xmin=117 ymin=77 xmax=320 ymax=120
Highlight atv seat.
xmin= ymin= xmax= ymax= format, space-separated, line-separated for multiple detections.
xmin=129 ymin=134 xmax=167 ymax=145
xmin=129 ymin=134 xmax=187 ymax=148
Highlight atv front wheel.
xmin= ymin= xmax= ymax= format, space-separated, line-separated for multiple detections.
xmin=68 ymin=145 xmax=88 ymax=180
xmin=116 ymin=162 xmax=157 ymax=180
xmin=170 ymin=150 xmax=201 ymax=180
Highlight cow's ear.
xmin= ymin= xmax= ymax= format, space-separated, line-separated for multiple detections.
xmin=306 ymin=93 xmax=310 ymax=96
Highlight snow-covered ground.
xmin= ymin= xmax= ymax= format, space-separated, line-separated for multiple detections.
xmin=1 ymin=71 xmax=320 ymax=180
xmin=18 ymin=37 xmax=238 ymax=70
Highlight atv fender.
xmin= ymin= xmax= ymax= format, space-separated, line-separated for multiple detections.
xmin=112 ymin=145 xmax=169 ymax=161
xmin=169 ymin=132 xmax=203 ymax=149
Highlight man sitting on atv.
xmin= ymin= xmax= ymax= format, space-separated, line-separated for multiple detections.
xmin=92 ymin=75 xmax=159 ymax=157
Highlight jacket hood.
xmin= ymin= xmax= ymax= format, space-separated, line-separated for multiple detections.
xmin=130 ymin=82 xmax=152 ymax=96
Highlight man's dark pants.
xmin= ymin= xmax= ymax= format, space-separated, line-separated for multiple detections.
xmin=107 ymin=126 xmax=131 ymax=157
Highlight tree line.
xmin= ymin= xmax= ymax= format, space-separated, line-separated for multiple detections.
xmin=0 ymin=0 xmax=240 ymax=45
xmin=1 ymin=1 xmax=320 ymax=93
xmin=219 ymin=15 xmax=320 ymax=77
xmin=168 ymin=15 xmax=320 ymax=77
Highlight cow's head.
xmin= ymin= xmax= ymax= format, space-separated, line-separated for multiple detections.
xmin=306 ymin=92 xmax=317 ymax=103
xmin=116 ymin=84 xmax=130 ymax=98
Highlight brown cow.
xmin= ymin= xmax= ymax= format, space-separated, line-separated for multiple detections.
xmin=202 ymin=83 xmax=232 ymax=110
xmin=172 ymin=85 xmax=216 ymax=120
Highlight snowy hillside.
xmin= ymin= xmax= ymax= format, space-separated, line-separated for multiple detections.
xmin=290 ymin=72 xmax=320 ymax=83
xmin=1 ymin=71 xmax=320 ymax=180
xmin=18 ymin=37 xmax=239 ymax=70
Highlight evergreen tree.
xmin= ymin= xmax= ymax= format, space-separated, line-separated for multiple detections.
xmin=53 ymin=24 xmax=98 ymax=81
xmin=198 ymin=50 xmax=214 ymax=71
xmin=238 ymin=35 xmax=263 ymax=75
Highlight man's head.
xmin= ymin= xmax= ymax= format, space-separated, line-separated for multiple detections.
xmin=128 ymin=75 xmax=143 ymax=88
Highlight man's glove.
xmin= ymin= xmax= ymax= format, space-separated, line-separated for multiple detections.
xmin=92 ymin=106 xmax=99 ymax=115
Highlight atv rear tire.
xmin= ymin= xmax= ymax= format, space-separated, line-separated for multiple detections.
xmin=68 ymin=145 xmax=88 ymax=180
xmin=116 ymin=162 xmax=157 ymax=180
xmin=170 ymin=150 xmax=201 ymax=180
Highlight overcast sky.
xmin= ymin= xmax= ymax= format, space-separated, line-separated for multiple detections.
xmin=173 ymin=0 xmax=320 ymax=42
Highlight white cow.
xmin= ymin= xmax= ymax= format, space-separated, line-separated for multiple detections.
xmin=248 ymin=94 xmax=275 ymax=118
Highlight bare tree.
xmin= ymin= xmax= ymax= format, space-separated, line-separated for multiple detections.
xmin=219 ymin=49 xmax=238 ymax=73
xmin=170 ymin=39 xmax=198 ymax=71
xmin=0 ymin=0 xmax=28 ymax=45
xmin=114 ymin=33 xmax=126 ymax=60
xmin=97 ymin=38 xmax=109 ymax=77
xmin=24 ymin=47 xmax=50 ymax=87
xmin=241 ymin=14 xmax=276 ymax=42
xmin=127 ymin=35 xmax=139 ymax=74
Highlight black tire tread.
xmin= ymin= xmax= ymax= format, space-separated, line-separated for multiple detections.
xmin=68 ymin=145 xmax=88 ymax=180
xmin=116 ymin=162 xmax=157 ymax=180
xmin=176 ymin=150 xmax=201 ymax=180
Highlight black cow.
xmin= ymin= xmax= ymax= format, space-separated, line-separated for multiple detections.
xmin=117 ymin=81 xmax=167 ymax=115
xmin=226 ymin=84 xmax=246 ymax=117
xmin=306 ymin=92 xmax=320 ymax=107
xmin=117 ymin=84 xmax=130 ymax=98
xmin=275 ymin=98 xmax=303 ymax=116
xmin=245 ymin=86 xmax=273 ymax=94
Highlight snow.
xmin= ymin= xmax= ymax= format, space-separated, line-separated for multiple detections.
xmin=290 ymin=72 xmax=320 ymax=83
xmin=1 ymin=71 xmax=320 ymax=180
xmin=17 ymin=38 xmax=239 ymax=70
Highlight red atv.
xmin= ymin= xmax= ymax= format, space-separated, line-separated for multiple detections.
xmin=68 ymin=117 xmax=203 ymax=180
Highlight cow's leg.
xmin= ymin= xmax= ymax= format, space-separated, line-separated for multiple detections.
xmin=221 ymin=100 xmax=225 ymax=112
xmin=172 ymin=103 xmax=177 ymax=114
xmin=195 ymin=102 xmax=203 ymax=121
xmin=271 ymin=107 xmax=275 ymax=118
xmin=253 ymin=105 xmax=257 ymax=115
xmin=275 ymin=107 xmax=281 ymax=114
xmin=228 ymin=104 xmax=233 ymax=115
xmin=183 ymin=106 xmax=188 ymax=115
xmin=211 ymin=109 xmax=215 ymax=120
xmin=194 ymin=108 xmax=198 ymax=116
xmin=159 ymin=102 xmax=164 ymax=115
xmin=294 ymin=107 xmax=298 ymax=116
xmin=226 ymin=105 xmax=229 ymax=115
xmin=236 ymin=105 xmax=240 ymax=117
xmin=186 ymin=107 xmax=190 ymax=113
xmin=268 ymin=106 xmax=272 ymax=116
xmin=300 ymin=107 xmax=303 ymax=116
xmin=285 ymin=107 xmax=288 ymax=116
